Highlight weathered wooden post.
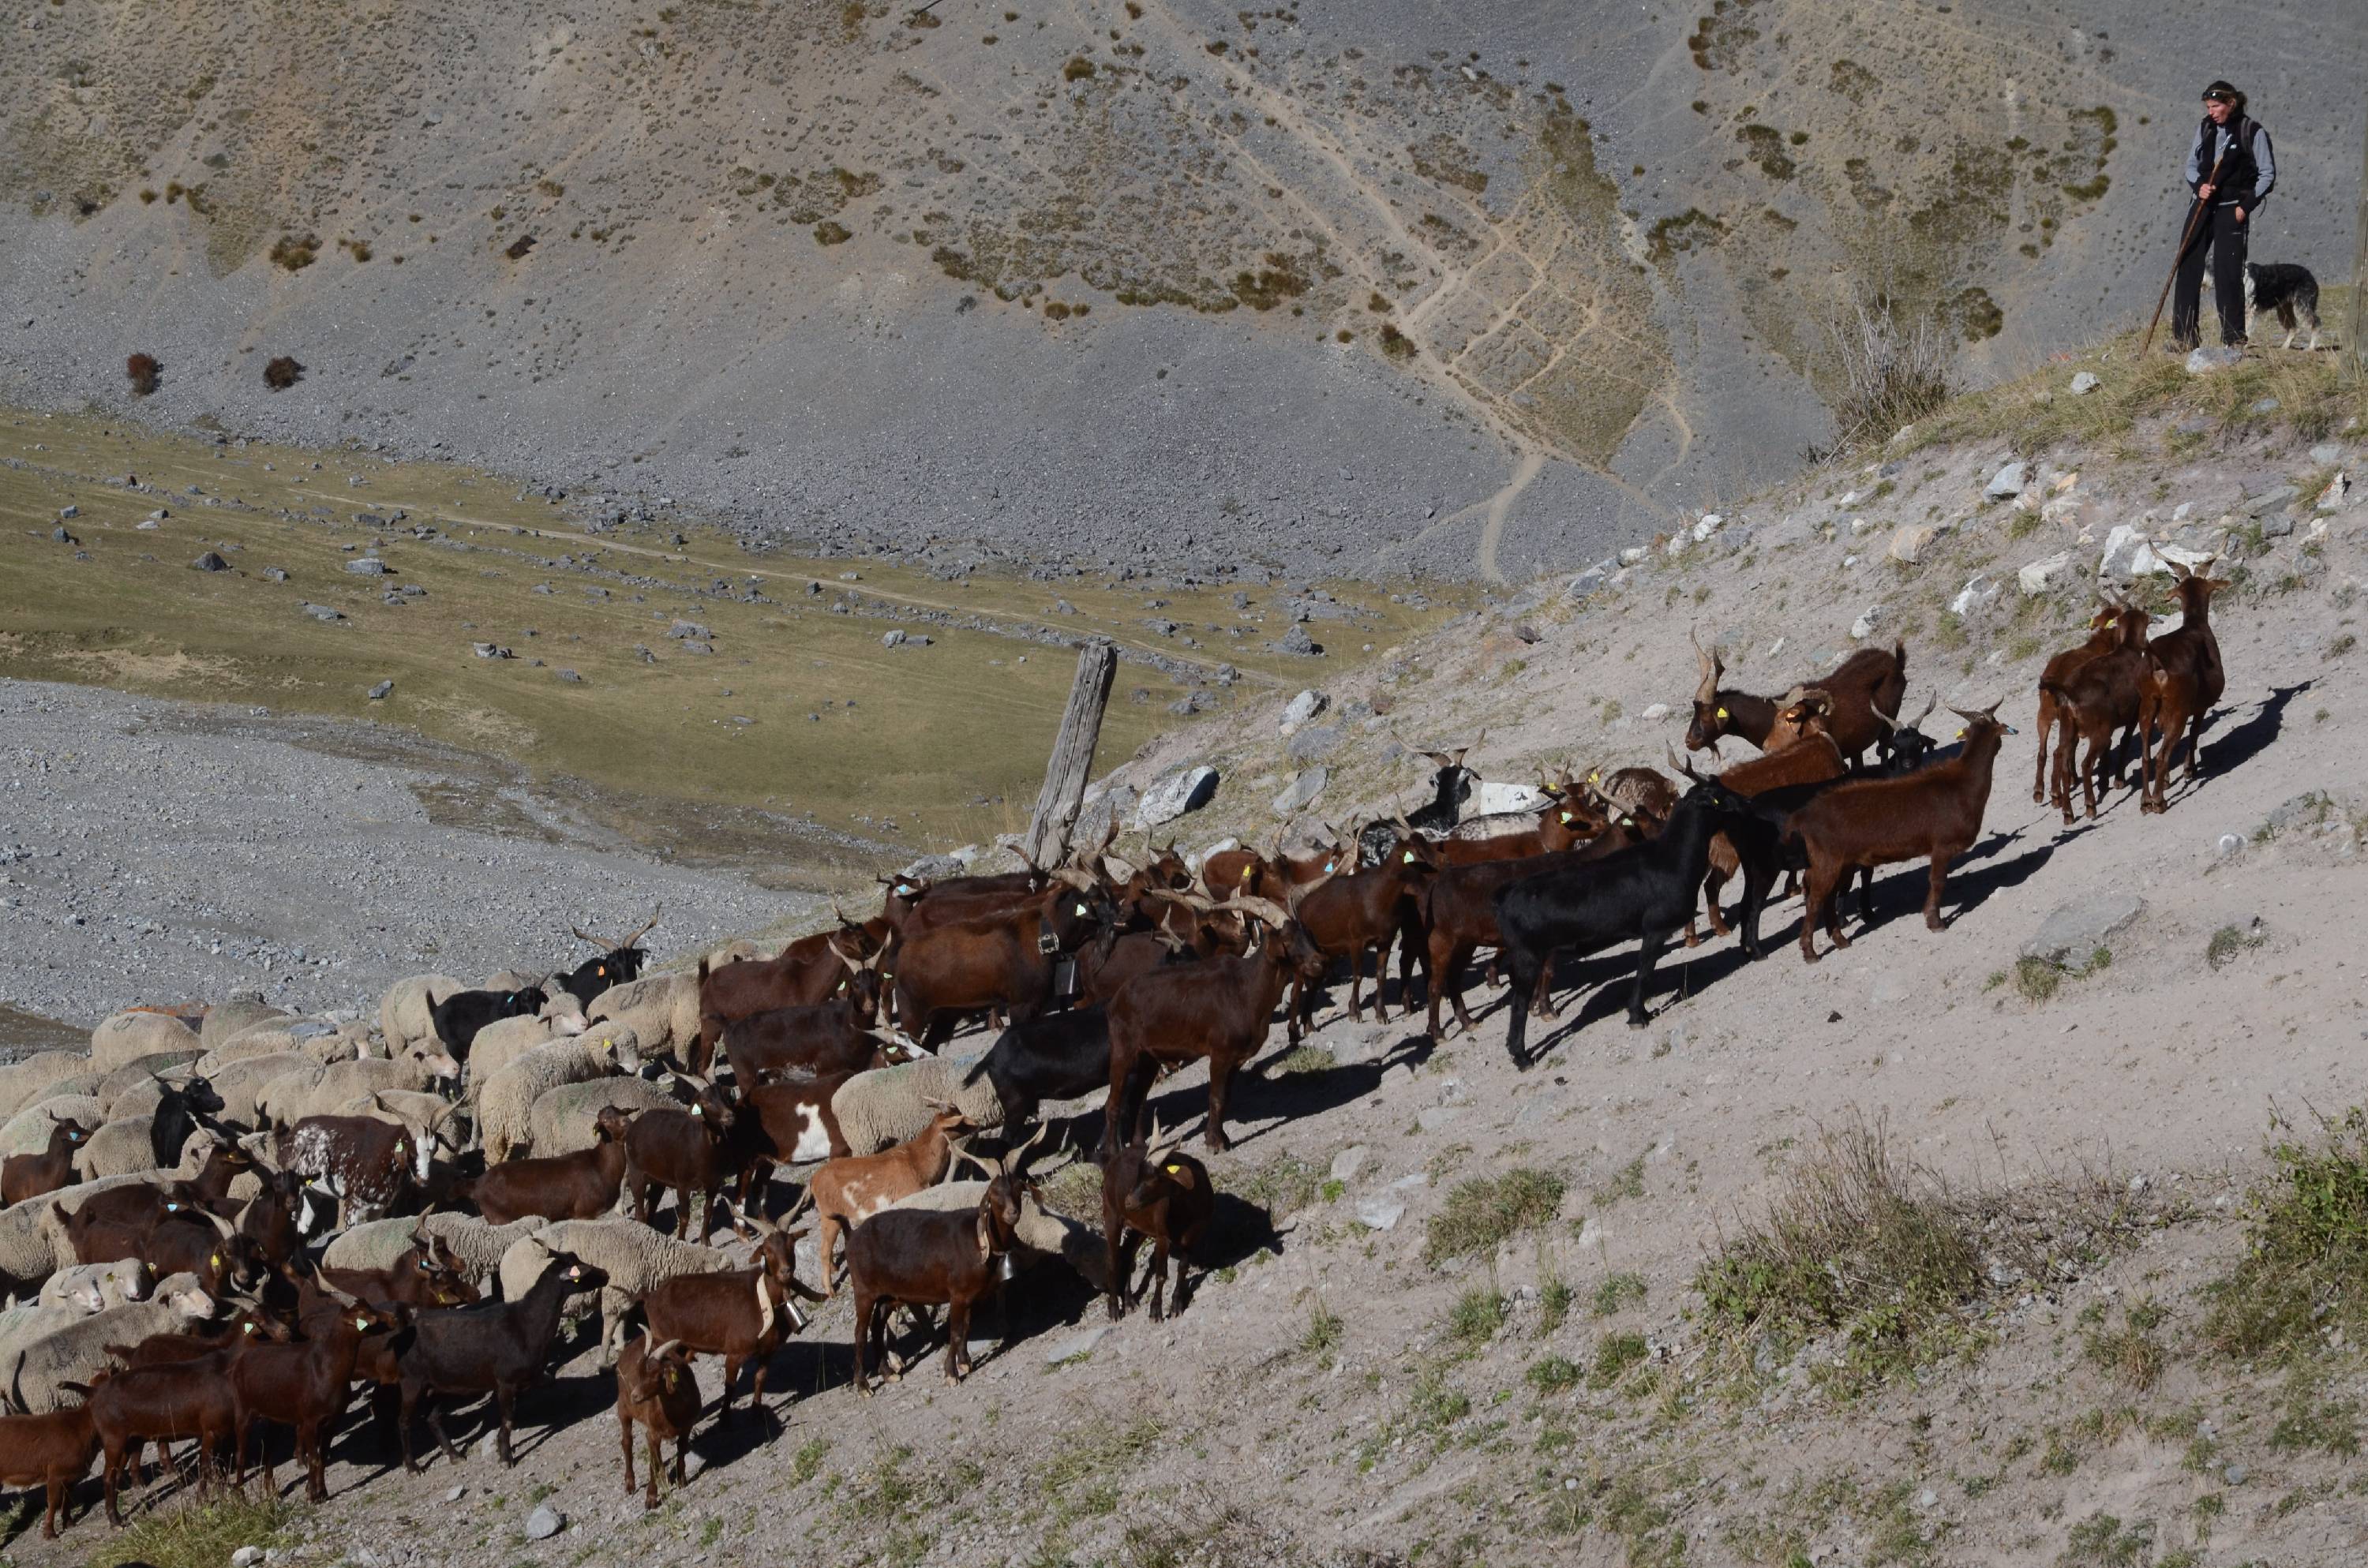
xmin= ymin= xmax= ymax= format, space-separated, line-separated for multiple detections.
xmin=1021 ymin=642 xmax=1118 ymax=866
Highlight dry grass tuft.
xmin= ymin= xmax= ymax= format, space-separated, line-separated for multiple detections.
xmin=1699 ymin=1114 xmax=2147 ymax=1387
xmin=88 ymin=1494 xmax=293 ymax=1568
xmin=1820 ymin=294 xmax=1951 ymax=456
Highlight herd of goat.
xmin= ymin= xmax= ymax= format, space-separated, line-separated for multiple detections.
xmin=0 ymin=559 xmax=2227 ymax=1536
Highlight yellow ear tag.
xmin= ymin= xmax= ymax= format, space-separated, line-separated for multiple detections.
xmin=212 ymin=1253 xmax=223 ymax=1268
xmin=1240 ymin=865 xmax=1253 ymax=881
xmin=1716 ymin=706 xmax=1729 ymax=720
xmin=1164 ymin=1162 xmax=1183 ymax=1175
xmin=1587 ymin=769 xmax=1600 ymax=783
xmin=1955 ymin=728 xmax=1965 ymax=739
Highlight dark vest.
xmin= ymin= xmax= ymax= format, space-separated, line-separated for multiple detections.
xmin=2198 ymin=114 xmax=2259 ymax=200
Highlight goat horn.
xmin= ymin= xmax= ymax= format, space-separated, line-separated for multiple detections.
xmin=1688 ymin=624 xmax=1720 ymax=702
xmin=568 ymin=924 xmax=613 ymax=951
xmin=649 ymin=1337 xmax=685 ymax=1362
xmin=1223 ymin=894 xmax=1294 ymax=929
xmin=1047 ymin=866 xmax=1098 ymax=893
xmin=954 ymin=1147 xmax=996 ymax=1178
xmin=1145 ymin=887 xmax=1216 ymax=912
xmin=1913 ymin=692 xmax=1938 ymax=725
xmin=616 ymin=906 xmax=661 ymax=949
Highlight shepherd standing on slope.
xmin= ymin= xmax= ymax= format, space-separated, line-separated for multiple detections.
xmin=2169 ymin=80 xmax=2276 ymax=353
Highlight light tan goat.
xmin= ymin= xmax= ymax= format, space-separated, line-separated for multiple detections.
xmin=808 ymin=1103 xmax=973 ymax=1293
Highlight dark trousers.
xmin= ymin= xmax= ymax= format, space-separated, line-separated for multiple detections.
xmin=2170 ymin=201 xmax=2249 ymax=347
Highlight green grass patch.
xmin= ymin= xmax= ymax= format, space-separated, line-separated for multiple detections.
xmin=1447 ymin=1288 xmax=1508 ymax=1347
xmin=1591 ymin=1270 xmax=1648 ymax=1316
xmin=1526 ymin=1354 xmax=1583 ymax=1394
xmin=1425 ymin=1167 xmax=1568 ymax=1265
xmin=1588 ymin=1330 xmax=1649 ymax=1388
xmin=88 ymin=1495 xmax=294 ymax=1568
xmin=1235 ymin=1153 xmax=1326 ymax=1219
xmin=2207 ymin=1106 xmax=2368 ymax=1362
xmin=2205 ymin=923 xmax=2265 ymax=970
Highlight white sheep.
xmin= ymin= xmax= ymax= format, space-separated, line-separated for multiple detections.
xmin=200 ymin=998 xmax=287 ymax=1052
xmin=466 ymin=1014 xmax=575 ymax=1094
xmin=831 ymin=1053 xmax=1003 ymax=1156
xmin=254 ymin=1046 xmax=460 ymax=1129
xmin=206 ymin=1053 xmax=314 ymax=1127
xmin=4 ymin=1278 xmax=223 ymax=1413
xmin=886 ymin=1178 xmax=1114 ymax=1293
xmin=587 ymin=974 xmax=699 ymax=1061
xmin=474 ymin=1030 xmax=643 ymax=1162
xmin=0 ymin=1098 xmax=103 ymax=1159
xmin=72 ymin=1116 xmax=200 ymax=1181
xmin=343 ymin=1089 xmax=468 ymax=1145
xmin=35 ymin=1260 xmax=149 ymax=1314
xmin=320 ymin=1211 xmax=545 ymax=1285
xmin=497 ymin=1221 xmax=744 ymax=1362
xmin=0 ymin=1174 xmax=185 ymax=1297
xmin=88 ymin=1011 xmax=200 ymax=1073
xmin=380 ymin=974 xmax=468 ymax=1057
xmin=526 ymin=1073 xmax=680 ymax=1159
xmin=0 ymin=1053 xmax=93 ymax=1121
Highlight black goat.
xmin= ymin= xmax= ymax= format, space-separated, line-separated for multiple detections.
xmin=428 ymin=988 xmax=547 ymax=1060
xmin=560 ymin=910 xmax=661 ymax=1009
xmin=147 ymin=1075 xmax=227 ymax=1169
xmin=959 ymin=1005 xmax=1112 ymax=1130
xmin=1495 ymin=777 xmax=1755 ymax=1068
xmin=395 ymin=1252 xmax=609 ymax=1469
xmin=1358 ymin=732 xmax=1481 ymax=866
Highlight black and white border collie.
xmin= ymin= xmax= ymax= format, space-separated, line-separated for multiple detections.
xmin=2243 ymin=262 xmax=2322 ymax=350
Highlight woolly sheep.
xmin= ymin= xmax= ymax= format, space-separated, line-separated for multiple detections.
xmin=0 ymin=1054 xmax=92 ymax=1121
xmin=320 ymin=1212 xmax=541 ymax=1285
xmin=484 ymin=970 xmax=545 ymax=993
xmin=204 ymin=1053 xmax=313 ymax=1127
xmin=380 ymin=973 xmax=468 ymax=1057
xmin=478 ymin=1030 xmax=645 ymax=1162
xmin=10 ymin=1076 xmax=104 ymax=1117
xmin=200 ymin=998 xmax=286 ymax=1051
xmin=498 ymin=1221 xmax=742 ymax=1361
xmin=0 ymin=1099 xmax=102 ymax=1159
xmin=886 ymin=1178 xmax=1113 ymax=1293
xmin=830 ymin=1053 xmax=1003 ymax=1157
xmin=35 ymin=1260 xmax=149 ymax=1315
xmin=703 ymin=938 xmax=765 ymax=971
xmin=198 ymin=1016 xmax=362 ymax=1074
xmin=254 ymin=1046 xmax=459 ymax=1129
xmin=587 ymin=975 xmax=699 ymax=1061
xmin=89 ymin=1011 xmax=200 ymax=1073
xmin=467 ymin=1014 xmax=576 ymax=1094
xmin=341 ymin=1089 xmax=466 ymax=1142
xmin=98 ymin=1062 xmax=194 ymax=1121
xmin=526 ymin=1072 xmax=678 ymax=1160
xmin=0 ymin=1173 xmax=188 ymax=1296
xmin=72 ymin=1116 xmax=200 ymax=1181
xmin=4 ymin=1278 xmax=223 ymax=1413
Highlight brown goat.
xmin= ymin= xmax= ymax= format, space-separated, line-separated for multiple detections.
xmin=691 ymin=919 xmax=884 ymax=1073
xmin=2136 ymin=559 xmax=2229 ymax=813
xmin=1692 ymin=698 xmax=1849 ymax=945
xmin=1104 ymin=896 xmax=1331 ymax=1154
xmin=1100 ymin=1119 xmax=1213 ymax=1323
xmin=809 ymin=1104 xmax=974 ymax=1292
xmin=1685 ymin=627 xmax=1906 ymax=763
xmin=1289 ymin=829 xmax=1434 ymax=1034
xmin=2031 ymin=597 xmax=2132 ymax=803
xmin=0 ymin=1405 xmax=100 ymax=1537
xmin=844 ymin=1129 xmax=1047 ymax=1392
xmin=468 ymin=1106 xmax=634 ymax=1226
xmin=1784 ymin=705 xmax=2012 ymax=962
xmin=2 ymin=1114 xmax=91 ymax=1206
xmin=615 ymin=1333 xmax=701 ymax=1510
xmin=318 ymin=1232 xmax=481 ymax=1310
xmin=640 ymin=1203 xmax=822 ymax=1424
xmin=2040 ymin=602 xmax=2152 ymax=823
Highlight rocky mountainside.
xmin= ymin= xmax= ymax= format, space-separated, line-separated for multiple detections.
xmin=4 ymin=1 xmax=2360 ymax=581
xmin=4 ymin=332 xmax=2362 ymax=1568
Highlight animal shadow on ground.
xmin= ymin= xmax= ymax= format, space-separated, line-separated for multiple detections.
xmin=770 ymin=1256 xmax=1105 ymax=1403
xmin=2195 ymin=679 xmax=2308 ymax=781
xmin=379 ymin=1361 xmax=617 ymax=1471
xmin=1128 ymin=1033 xmax=1430 ymax=1154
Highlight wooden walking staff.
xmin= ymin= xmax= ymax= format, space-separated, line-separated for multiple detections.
xmin=2141 ymin=148 xmax=2231 ymax=357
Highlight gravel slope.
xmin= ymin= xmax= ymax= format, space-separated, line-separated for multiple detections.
xmin=0 ymin=679 xmax=816 ymax=1032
